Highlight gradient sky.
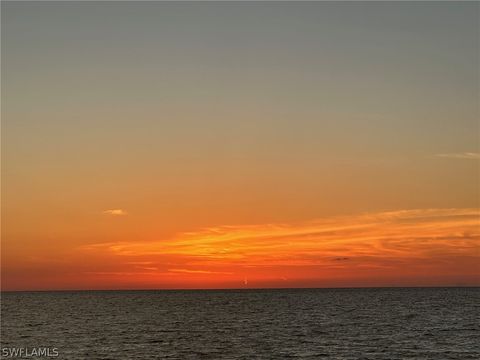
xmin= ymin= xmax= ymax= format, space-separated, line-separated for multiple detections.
xmin=2 ymin=2 xmax=479 ymax=290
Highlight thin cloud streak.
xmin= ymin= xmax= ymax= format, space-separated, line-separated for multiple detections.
xmin=436 ymin=152 xmax=480 ymax=159
xmin=168 ymin=269 xmax=233 ymax=275
xmin=103 ymin=209 xmax=128 ymax=216
xmin=81 ymin=208 xmax=480 ymax=284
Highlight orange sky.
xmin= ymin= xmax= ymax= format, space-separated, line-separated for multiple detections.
xmin=2 ymin=2 xmax=479 ymax=290
xmin=2 ymin=208 xmax=479 ymax=290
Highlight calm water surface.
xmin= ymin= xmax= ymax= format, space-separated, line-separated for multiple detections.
xmin=1 ymin=288 xmax=479 ymax=359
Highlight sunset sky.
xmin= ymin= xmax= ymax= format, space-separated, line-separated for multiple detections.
xmin=2 ymin=2 xmax=479 ymax=290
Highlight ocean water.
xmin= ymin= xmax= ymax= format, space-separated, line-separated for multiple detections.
xmin=1 ymin=288 xmax=479 ymax=359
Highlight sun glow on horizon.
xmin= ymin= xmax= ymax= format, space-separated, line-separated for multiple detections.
xmin=3 ymin=208 xmax=478 ymax=291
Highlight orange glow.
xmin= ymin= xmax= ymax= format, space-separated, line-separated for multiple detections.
xmin=3 ymin=1 xmax=479 ymax=293
xmin=3 ymin=208 xmax=478 ymax=290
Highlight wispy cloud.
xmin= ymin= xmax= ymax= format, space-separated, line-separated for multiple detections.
xmin=103 ymin=209 xmax=128 ymax=216
xmin=436 ymin=152 xmax=480 ymax=159
xmin=168 ymin=269 xmax=233 ymax=275
xmin=82 ymin=208 xmax=480 ymax=283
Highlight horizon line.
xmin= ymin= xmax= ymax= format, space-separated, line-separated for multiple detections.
xmin=2 ymin=285 xmax=479 ymax=293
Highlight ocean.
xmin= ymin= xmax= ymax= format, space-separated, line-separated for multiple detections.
xmin=1 ymin=288 xmax=479 ymax=359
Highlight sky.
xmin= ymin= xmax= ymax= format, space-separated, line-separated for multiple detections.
xmin=2 ymin=2 xmax=479 ymax=290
